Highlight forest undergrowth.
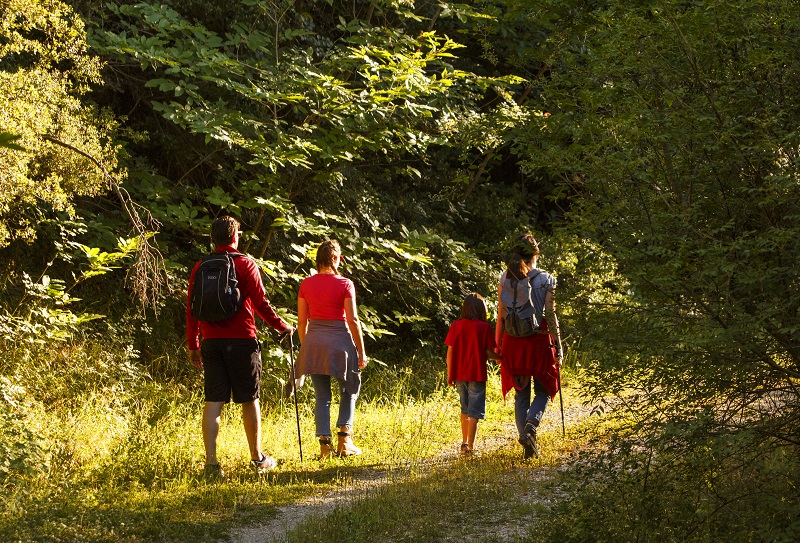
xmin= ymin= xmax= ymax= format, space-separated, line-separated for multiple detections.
xmin=1 ymin=339 xmax=797 ymax=543
xmin=0 ymin=336 xmax=600 ymax=543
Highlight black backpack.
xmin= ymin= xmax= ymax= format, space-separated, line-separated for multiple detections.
xmin=190 ymin=252 xmax=244 ymax=322
xmin=500 ymin=271 xmax=542 ymax=337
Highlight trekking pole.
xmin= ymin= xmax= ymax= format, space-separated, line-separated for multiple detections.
xmin=557 ymin=368 xmax=566 ymax=437
xmin=288 ymin=333 xmax=304 ymax=462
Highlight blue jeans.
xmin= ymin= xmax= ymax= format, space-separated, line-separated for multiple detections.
xmin=310 ymin=374 xmax=358 ymax=437
xmin=514 ymin=377 xmax=549 ymax=438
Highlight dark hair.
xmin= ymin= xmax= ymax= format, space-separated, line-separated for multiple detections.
xmin=505 ymin=233 xmax=540 ymax=280
xmin=461 ymin=293 xmax=488 ymax=321
xmin=211 ymin=216 xmax=240 ymax=246
xmin=315 ymin=239 xmax=341 ymax=271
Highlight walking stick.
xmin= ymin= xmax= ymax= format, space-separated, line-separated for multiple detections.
xmin=287 ymin=333 xmax=303 ymax=462
xmin=557 ymin=367 xmax=565 ymax=437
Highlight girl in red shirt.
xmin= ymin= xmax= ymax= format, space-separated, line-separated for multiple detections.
xmin=296 ymin=240 xmax=368 ymax=458
xmin=444 ymin=293 xmax=500 ymax=454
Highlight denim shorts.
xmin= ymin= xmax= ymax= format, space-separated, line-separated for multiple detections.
xmin=455 ymin=381 xmax=487 ymax=420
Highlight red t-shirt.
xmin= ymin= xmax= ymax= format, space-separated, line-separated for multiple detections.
xmin=298 ymin=273 xmax=355 ymax=320
xmin=444 ymin=319 xmax=496 ymax=382
xmin=186 ymin=245 xmax=290 ymax=350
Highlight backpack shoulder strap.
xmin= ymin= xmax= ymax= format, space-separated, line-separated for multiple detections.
xmin=527 ymin=270 xmax=544 ymax=293
xmin=510 ymin=277 xmax=520 ymax=309
xmin=528 ymin=270 xmax=543 ymax=282
xmin=207 ymin=251 xmax=246 ymax=262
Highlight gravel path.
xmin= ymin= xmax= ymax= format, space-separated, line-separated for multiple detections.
xmin=226 ymin=397 xmax=603 ymax=543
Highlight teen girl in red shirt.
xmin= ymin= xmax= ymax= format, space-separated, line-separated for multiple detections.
xmin=295 ymin=240 xmax=368 ymax=458
xmin=444 ymin=293 xmax=500 ymax=454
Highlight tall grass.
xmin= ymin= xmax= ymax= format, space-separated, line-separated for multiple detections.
xmin=10 ymin=335 xmax=789 ymax=543
xmin=531 ymin=423 xmax=800 ymax=543
xmin=2 ymin=337 xmax=566 ymax=542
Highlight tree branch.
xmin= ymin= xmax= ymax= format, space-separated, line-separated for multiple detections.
xmin=42 ymin=134 xmax=170 ymax=314
xmin=462 ymin=70 xmax=541 ymax=201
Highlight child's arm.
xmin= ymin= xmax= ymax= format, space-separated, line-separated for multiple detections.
xmin=486 ymin=348 xmax=501 ymax=361
xmin=446 ymin=346 xmax=455 ymax=386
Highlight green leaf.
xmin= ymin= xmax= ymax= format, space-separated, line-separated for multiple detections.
xmin=0 ymin=133 xmax=25 ymax=151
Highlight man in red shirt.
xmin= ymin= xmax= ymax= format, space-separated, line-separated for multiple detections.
xmin=187 ymin=216 xmax=293 ymax=478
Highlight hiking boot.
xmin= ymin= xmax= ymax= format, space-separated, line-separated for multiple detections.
xmin=251 ymin=453 xmax=277 ymax=473
xmin=519 ymin=423 xmax=539 ymax=460
xmin=319 ymin=437 xmax=334 ymax=459
xmin=203 ymin=463 xmax=225 ymax=480
xmin=337 ymin=431 xmax=362 ymax=457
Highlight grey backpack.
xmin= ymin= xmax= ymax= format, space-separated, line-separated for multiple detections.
xmin=500 ymin=271 xmax=542 ymax=337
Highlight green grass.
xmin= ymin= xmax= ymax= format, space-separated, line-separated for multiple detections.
xmin=0 ymin=360 xmax=603 ymax=543
xmin=278 ymin=382 xmax=610 ymax=543
xmin=5 ymin=337 xmax=792 ymax=543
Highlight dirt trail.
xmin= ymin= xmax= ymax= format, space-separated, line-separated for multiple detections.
xmin=226 ymin=399 xmax=600 ymax=543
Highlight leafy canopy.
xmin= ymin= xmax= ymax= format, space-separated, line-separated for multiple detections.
xmin=0 ymin=0 xmax=120 ymax=246
xmin=521 ymin=0 xmax=800 ymax=443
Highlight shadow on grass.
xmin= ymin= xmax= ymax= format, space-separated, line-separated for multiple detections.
xmin=277 ymin=448 xmax=561 ymax=543
xmin=0 ymin=458 xmax=432 ymax=543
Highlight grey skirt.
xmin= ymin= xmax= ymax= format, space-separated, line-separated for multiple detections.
xmin=296 ymin=320 xmax=361 ymax=395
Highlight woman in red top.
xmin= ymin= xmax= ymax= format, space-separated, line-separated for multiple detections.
xmin=496 ymin=234 xmax=564 ymax=459
xmin=445 ymin=293 xmax=500 ymax=454
xmin=296 ymin=240 xmax=368 ymax=458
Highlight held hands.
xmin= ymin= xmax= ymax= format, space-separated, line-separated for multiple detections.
xmin=358 ymin=354 xmax=368 ymax=370
xmin=189 ymin=349 xmax=202 ymax=369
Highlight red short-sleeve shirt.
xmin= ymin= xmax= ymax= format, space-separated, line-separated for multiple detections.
xmin=444 ymin=319 xmax=496 ymax=382
xmin=298 ymin=273 xmax=355 ymax=321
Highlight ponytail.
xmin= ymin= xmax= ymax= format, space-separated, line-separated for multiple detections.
xmin=505 ymin=233 xmax=539 ymax=280
xmin=506 ymin=253 xmax=529 ymax=281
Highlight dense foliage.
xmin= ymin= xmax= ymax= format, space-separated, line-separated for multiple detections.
xmin=0 ymin=0 xmax=798 ymax=541
xmin=523 ymin=0 xmax=800 ymax=539
xmin=0 ymin=0 xmax=120 ymax=246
